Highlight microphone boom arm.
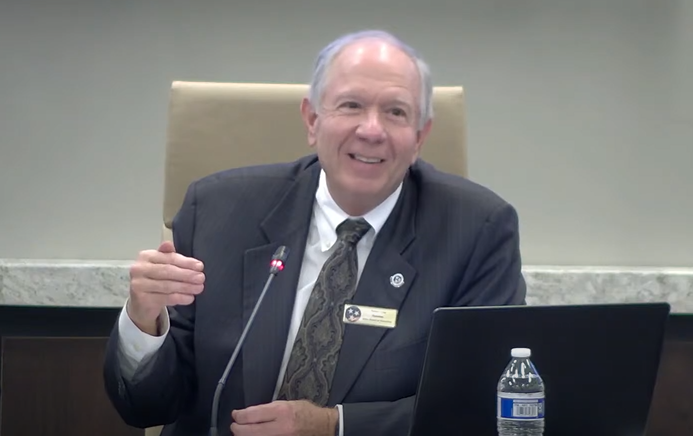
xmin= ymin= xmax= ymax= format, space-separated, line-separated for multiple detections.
xmin=209 ymin=246 xmax=289 ymax=436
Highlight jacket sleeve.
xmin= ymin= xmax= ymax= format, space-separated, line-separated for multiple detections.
xmin=452 ymin=201 xmax=526 ymax=307
xmin=103 ymin=182 xmax=200 ymax=428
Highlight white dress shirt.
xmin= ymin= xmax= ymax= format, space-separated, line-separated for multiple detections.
xmin=117 ymin=169 xmax=402 ymax=435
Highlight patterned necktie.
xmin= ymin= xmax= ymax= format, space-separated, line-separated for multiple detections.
xmin=277 ymin=218 xmax=372 ymax=406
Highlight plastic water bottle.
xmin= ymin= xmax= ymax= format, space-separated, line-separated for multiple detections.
xmin=497 ymin=347 xmax=545 ymax=436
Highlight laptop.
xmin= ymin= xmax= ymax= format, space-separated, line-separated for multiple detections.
xmin=408 ymin=303 xmax=671 ymax=436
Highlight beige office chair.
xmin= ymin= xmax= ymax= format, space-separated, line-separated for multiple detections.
xmin=147 ymin=81 xmax=468 ymax=436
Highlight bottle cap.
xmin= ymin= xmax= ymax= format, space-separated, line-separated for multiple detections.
xmin=511 ymin=348 xmax=531 ymax=358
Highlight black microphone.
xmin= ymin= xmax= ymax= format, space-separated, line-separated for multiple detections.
xmin=209 ymin=245 xmax=290 ymax=436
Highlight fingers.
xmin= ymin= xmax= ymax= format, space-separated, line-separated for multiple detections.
xmin=127 ymin=241 xmax=205 ymax=327
xmin=128 ymin=242 xmax=205 ymax=318
xmin=158 ymin=240 xmax=175 ymax=254
xmin=131 ymin=276 xmax=204 ymax=296
xmin=231 ymin=402 xmax=316 ymax=436
xmin=135 ymin=262 xmax=205 ymax=285
xmin=164 ymin=293 xmax=196 ymax=306
xmin=129 ymin=290 xmax=196 ymax=312
xmin=131 ymin=240 xmax=204 ymax=290
xmin=138 ymin=291 xmax=196 ymax=307
xmin=232 ymin=403 xmax=280 ymax=425
xmin=147 ymin=250 xmax=204 ymax=272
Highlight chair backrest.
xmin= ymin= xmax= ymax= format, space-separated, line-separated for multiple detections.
xmin=161 ymin=81 xmax=468 ymax=240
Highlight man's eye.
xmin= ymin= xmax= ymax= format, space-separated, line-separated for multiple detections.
xmin=390 ymin=108 xmax=406 ymax=117
xmin=341 ymin=102 xmax=360 ymax=109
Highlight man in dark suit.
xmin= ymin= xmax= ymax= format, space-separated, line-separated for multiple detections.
xmin=103 ymin=29 xmax=526 ymax=436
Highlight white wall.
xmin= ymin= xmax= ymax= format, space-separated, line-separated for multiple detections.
xmin=1 ymin=0 xmax=691 ymax=266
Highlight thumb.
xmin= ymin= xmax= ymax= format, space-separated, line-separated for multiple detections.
xmin=158 ymin=240 xmax=176 ymax=253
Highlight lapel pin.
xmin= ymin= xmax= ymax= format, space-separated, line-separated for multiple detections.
xmin=390 ymin=273 xmax=405 ymax=288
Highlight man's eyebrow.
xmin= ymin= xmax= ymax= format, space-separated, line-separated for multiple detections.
xmin=388 ymin=98 xmax=415 ymax=109
xmin=330 ymin=92 xmax=415 ymax=109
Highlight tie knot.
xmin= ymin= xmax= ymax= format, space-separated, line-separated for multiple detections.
xmin=336 ymin=218 xmax=371 ymax=246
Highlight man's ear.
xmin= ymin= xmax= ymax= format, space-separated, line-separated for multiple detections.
xmin=412 ymin=118 xmax=433 ymax=164
xmin=300 ymin=98 xmax=319 ymax=147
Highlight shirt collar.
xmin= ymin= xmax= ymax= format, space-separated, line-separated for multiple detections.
xmin=314 ymin=169 xmax=402 ymax=250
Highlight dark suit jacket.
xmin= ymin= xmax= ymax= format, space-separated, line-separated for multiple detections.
xmin=103 ymin=155 xmax=526 ymax=436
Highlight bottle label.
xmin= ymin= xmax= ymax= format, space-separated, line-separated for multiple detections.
xmin=497 ymin=392 xmax=545 ymax=420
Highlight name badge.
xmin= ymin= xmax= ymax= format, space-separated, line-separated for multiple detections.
xmin=343 ymin=304 xmax=398 ymax=329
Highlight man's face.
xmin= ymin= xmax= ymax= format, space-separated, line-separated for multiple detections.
xmin=301 ymin=40 xmax=432 ymax=215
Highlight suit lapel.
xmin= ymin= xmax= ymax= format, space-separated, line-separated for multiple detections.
xmin=241 ymin=162 xmax=320 ymax=407
xmin=328 ymin=174 xmax=419 ymax=404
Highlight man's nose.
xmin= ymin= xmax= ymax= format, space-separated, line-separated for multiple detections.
xmin=356 ymin=110 xmax=386 ymax=143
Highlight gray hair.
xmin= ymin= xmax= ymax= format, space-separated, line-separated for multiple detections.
xmin=308 ymin=30 xmax=433 ymax=131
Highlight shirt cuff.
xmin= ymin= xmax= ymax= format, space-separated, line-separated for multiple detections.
xmin=116 ymin=299 xmax=170 ymax=380
xmin=336 ymin=404 xmax=344 ymax=436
